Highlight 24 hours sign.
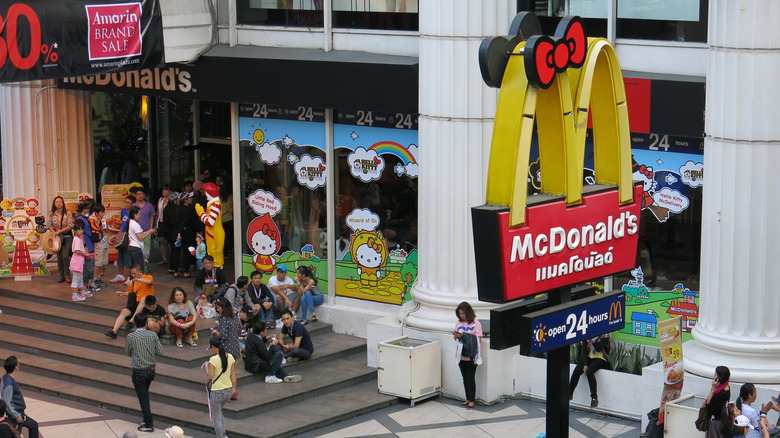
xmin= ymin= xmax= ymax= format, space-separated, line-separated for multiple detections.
xmin=519 ymin=290 xmax=626 ymax=355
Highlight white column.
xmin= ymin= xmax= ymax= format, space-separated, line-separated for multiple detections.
xmin=405 ymin=0 xmax=515 ymax=331
xmin=684 ymin=0 xmax=780 ymax=382
xmin=0 ymin=80 xmax=94 ymax=204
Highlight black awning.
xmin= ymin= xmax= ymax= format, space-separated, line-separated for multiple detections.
xmin=58 ymin=44 xmax=419 ymax=113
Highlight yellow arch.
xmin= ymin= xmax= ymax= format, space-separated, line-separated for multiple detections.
xmin=485 ymin=38 xmax=633 ymax=227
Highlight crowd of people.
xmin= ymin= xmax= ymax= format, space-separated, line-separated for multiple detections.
xmin=700 ymin=365 xmax=780 ymax=438
xmin=34 ymin=182 xmax=323 ymax=436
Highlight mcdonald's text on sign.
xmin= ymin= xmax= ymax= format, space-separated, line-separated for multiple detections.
xmin=519 ymin=290 xmax=625 ymax=355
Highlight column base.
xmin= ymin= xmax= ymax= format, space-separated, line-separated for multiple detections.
xmin=404 ymin=284 xmax=494 ymax=332
xmin=684 ymin=336 xmax=780 ymax=383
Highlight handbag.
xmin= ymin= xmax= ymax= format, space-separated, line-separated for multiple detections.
xmin=695 ymin=404 xmax=710 ymax=431
xmin=115 ymin=231 xmax=129 ymax=249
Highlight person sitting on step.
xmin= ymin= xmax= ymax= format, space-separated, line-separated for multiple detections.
xmin=244 ymin=320 xmax=301 ymax=384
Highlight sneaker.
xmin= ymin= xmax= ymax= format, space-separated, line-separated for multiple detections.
xmin=105 ymin=330 xmax=117 ymax=339
xmin=81 ymin=290 xmax=93 ymax=298
xmin=137 ymin=425 xmax=154 ymax=432
xmin=276 ymin=319 xmax=283 ymax=327
xmin=265 ymin=375 xmax=283 ymax=384
xmin=109 ymin=275 xmax=125 ymax=283
xmin=96 ymin=280 xmax=108 ymax=288
xmin=590 ymin=398 xmax=598 ymax=408
xmin=88 ymin=282 xmax=100 ymax=291
xmin=72 ymin=293 xmax=85 ymax=302
xmin=281 ymin=358 xmax=287 ymax=365
xmin=284 ymin=375 xmax=301 ymax=383
xmin=286 ymin=356 xmax=299 ymax=363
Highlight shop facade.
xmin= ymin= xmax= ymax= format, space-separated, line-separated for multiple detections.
xmin=7 ymin=0 xmax=780 ymax=412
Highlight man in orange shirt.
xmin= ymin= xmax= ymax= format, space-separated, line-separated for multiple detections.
xmin=105 ymin=264 xmax=154 ymax=339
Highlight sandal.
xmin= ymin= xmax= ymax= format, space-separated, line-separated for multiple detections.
xmin=311 ymin=314 xmax=318 ymax=322
xmin=187 ymin=339 xmax=198 ymax=347
xmin=268 ymin=323 xmax=276 ymax=330
xmin=173 ymin=272 xmax=181 ymax=278
xmin=168 ymin=269 xmax=175 ymax=274
xmin=183 ymin=273 xmax=192 ymax=278
xmin=176 ymin=341 xmax=183 ymax=348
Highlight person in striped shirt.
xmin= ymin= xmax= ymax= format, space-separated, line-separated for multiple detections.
xmin=125 ymin=313 xmax=163 ymax=433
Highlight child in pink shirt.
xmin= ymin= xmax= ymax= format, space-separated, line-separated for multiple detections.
xmin=69 ymin=221 xmax=93 ymax=301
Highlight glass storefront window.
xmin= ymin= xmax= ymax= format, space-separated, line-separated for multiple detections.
xmin=238 ymin=104 xmax=329 ymax=290
xmin=616 ymin=0 xmax=707 ymax=42
xmin=236 ymin=0 xmax=418 ymax=31
xmin=517 ymin=0 xmax=607 ymax=37
xmin=333 ymin=109 xmax=418 ymax=305
xmin=92 ymin=92 xmax=148 ymax=196
xmin=518 ymin=0 xmax=707 ymax=42
xmin=237 ymin=0 xmax=324 ymax=27
xmin=332 ymin=0 xmax=418 ymax=31
xmin=155 ymin=98 xmax=195 ymax=192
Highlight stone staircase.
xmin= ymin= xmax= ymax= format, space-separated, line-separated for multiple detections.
xmin=0 ymin=284 xmax=397 ymax=437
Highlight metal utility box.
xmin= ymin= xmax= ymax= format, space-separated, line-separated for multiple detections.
xmin=664 ymin=394 xmax=706 ymax=438
xmin=377 ymin=336 xmax=441 ymax=406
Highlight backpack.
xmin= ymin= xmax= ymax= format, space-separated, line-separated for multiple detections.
xmin=88 ymin=216 xmax=103 ymax=243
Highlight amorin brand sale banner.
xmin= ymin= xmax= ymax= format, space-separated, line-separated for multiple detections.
xmin=0 ymin=0 xmax=163 ymax=83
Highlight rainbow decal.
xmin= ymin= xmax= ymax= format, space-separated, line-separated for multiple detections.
xmin=367 ymin=141 xmax=416 ymax=165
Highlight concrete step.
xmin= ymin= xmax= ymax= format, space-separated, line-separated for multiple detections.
xmin=2 ymin=346 xmax=378 ymax=419
xmin=15 ymin=371 xmax=396 ymax=438
xmin=0 ymin=327 xmax=366 ymax=390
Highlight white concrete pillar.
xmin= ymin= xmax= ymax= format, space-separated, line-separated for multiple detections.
xmin=684 ymin=0 xmax=780 ymax=382
xmin=405 ymin=0 xmax=515 ymax=332
xmin=0 ymin=81 xmax=94 ymax=204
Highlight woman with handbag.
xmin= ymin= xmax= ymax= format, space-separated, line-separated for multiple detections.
xmin=453 ymin=301 xmax=483 ymax=409
xmin=205 ymin=336 xmax=236 ymax=438
xmin=166 ymin=287 xmax=198 ymax=348
xmin=701 ymin=365 xmax=731 ymax=437
xmin=48 ymin=196 xmax=74 ymax=283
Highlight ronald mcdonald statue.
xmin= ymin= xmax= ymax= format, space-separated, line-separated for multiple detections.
xmin=195 ymin=182 xmax=225 ymax=268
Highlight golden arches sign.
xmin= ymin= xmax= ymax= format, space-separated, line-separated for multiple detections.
xmin=472 ymin=14 xmax=641 ymax=303
xmin=483 ymin=15 xmax=633 ymax=227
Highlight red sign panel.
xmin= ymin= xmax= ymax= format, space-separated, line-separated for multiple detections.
xmin=86 ymin=3 xmax=143 ymax=60
xmin=472 ymin=185 xmax=643 ymax=303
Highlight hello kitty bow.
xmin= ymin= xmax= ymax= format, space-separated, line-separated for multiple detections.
xmin=524 ymin=16 xmax=587 ymax=89
xmin=637 ymin=165 xmax=653 ymax=179
xmin=261 ymin=223 xmax=277 ymax=240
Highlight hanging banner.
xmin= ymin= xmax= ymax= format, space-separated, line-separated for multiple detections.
xmin=0 ymin=0 xmax=164 ymax=83
xmin=658 ymin=316 xmax=683 ymax=423
xmin=101 ymin=184 xmax=129 ymax=260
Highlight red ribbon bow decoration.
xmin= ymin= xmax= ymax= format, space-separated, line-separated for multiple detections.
xmin=261 ymin=223 xmax=277 ymax=240
xmin=524 ymin=16 xmax=587 ymax=89
xmin=638 ymin=165 xmax=653 ymax=179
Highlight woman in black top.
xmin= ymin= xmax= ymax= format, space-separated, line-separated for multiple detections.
xmin=705 ymin=365 xmax=731 ymax=438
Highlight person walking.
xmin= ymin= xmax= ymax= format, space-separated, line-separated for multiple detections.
xmin=125 ymin=313 xmax=163 ymax=433
xmin=205 ymin=336 xmax=236 ymax=438
xmin=0 ymin=356 xmax=38 ymax=438
xmin=453 ymin=301 xmax=483 ymax=409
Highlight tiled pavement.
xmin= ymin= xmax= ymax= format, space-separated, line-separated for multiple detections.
xmin=28 ymin=390 xmax=641 ymax=438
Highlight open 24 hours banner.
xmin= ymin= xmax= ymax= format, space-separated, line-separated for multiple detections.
xmin=0 ymin=0 xmax=163 ymax=83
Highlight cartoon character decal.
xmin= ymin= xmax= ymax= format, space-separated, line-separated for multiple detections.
xmin=349 ymin=229 xmax=388 ymax=287
xmin=247 ymin=214 xmax=280 ymax=273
